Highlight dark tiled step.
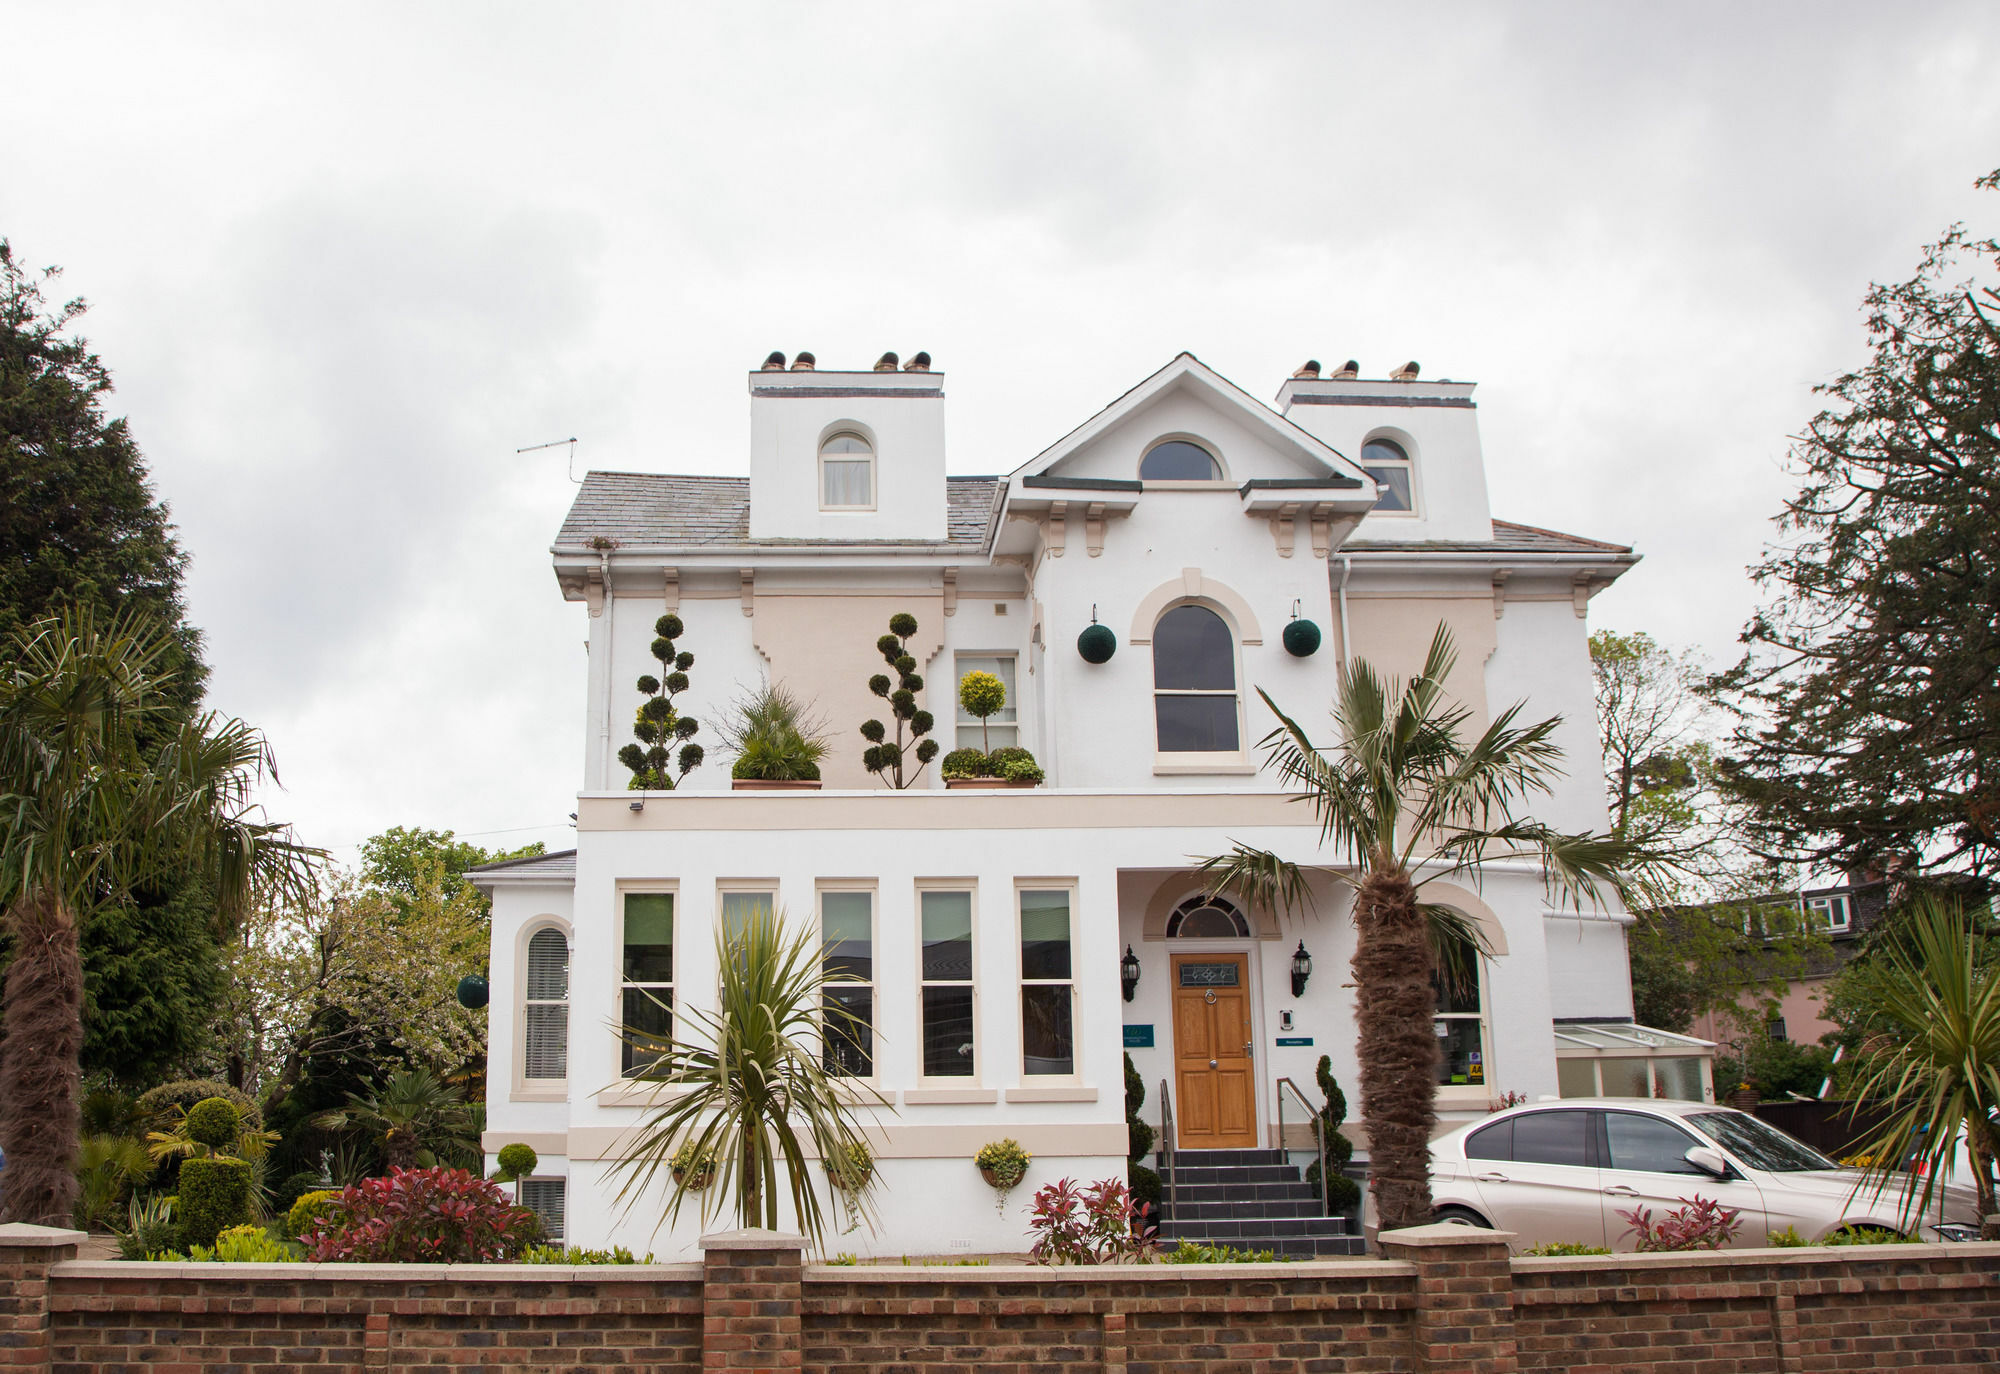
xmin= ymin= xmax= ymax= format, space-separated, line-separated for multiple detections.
xmin=1160 ymin=1164 xmax=1302 ymax=1186
xmin=1169 ymin=1198 xmax=1337 ymax=1221
xmin=1159 ymin=1148 xmax=1289 ymax=1168
xmin=1159 ymin=1216 xmax=1352 ymax=1241
xmin=1160 ymin=1181 xmax=1322 ymax=1206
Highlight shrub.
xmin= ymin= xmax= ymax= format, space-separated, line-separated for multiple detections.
xmin=303 ymin=1167 xmax=543 ymax=1263
xmin=73 ymin=1133 xmax=153 ymax=1231
xmin=722 ymin=684 xmax=831 ymax=781
xmin=136 ymin=1079 xmax=261 ymax=1131
xmin=1826 ymin=1226 xmax=1912 ymax=1245
xmin=1302 ymin=1054 xmax=1360 ymax=1213
xmin=988 ymin=745 xmax=1034 ymax=770
xmin=274 ymin=1170 xmax=325 ymax=1216
xmin=1767 ymin=1225 xmax=1810 ymax=1247
xmin=180 ymin=1156 xmax=253 ymax=1248
xmin=1163 ymin=1240 xmax=1291 ymax=1264
xmin=285 ymin=1189 xmax=340 ymax=1241
xmin=859 ymin=613 xmax=939 ymax=787
xmin=975 ymin=1138 xmax=1031 ymax=1189
xmin=1618 ymin=1196 xmax=1743 ymax=1252
xmin=1000 ymin=756 xmax=1044 ymax=783
xmin=184 ymin=1097 xmax=242 ymax=1152
xmin=116 ymin=1194 xmax=180 ymax=1261
xmin=940 ymin=748 xmax=991 ymax=779
xmin=1128 ymin=1118 xmax=1156 ymax=1161
xmin=80 ymin=1088 xmax=144 ymax=1138
xmin=176 ymin=1224 xmax=298 ymax=1263
xmin=1128 ymin=1163 xmax=1162 ymax=1212
xmin=493 ymin=1143 xmax=539 ymax=1183
xmin=1124 ymin=1054 xmax=1154 ymax=1161
xmin=1522 ymin=1240 xmax=1612 ymax=1256
xmin=522 ymin=1244 xmax=653 ymax=1264
xmin=1026 ymin=1177 xmax=1156 ymax=1265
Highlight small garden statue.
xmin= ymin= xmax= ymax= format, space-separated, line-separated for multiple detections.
xmin=618 ymin=613 xmax=703 ymax=788
xmin=859 ymin=612 xmax=938 ymax=788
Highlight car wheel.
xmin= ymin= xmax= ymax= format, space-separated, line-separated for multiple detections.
xmin=1433 ymin=1205 xmax=1492 ymax=1229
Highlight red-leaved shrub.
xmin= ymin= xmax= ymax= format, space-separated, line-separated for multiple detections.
xmin=1027 ymin=1177 xmax=1157 ymax=1265
xmin=1618 ymin=1195 xmax=1743 ymax=1252
xmin=301 ymin=1167 xmax=543 ymax=1263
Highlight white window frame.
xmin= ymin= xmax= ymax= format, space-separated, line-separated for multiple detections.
xmin=1016 ymin=881 xmax=1079 ymax=1082
xmin=916 ymin=882 xmax=980 ymax=1085
xmin=1151 ymin=601 xmax=1246 ymax=766
xmin=818 ymin=880 xmax=878 ymax=1084
xmin=513 ymin=919 xmax=571 ymax=1102
xmin=1433 ymin=948 xmax=1491 ymax=1103
xmin=617 ymin=884 xmax=678 ymax=1082
xmin=1805 ymin=893 xmax=1851 ymax=933
xmin=1360 ymin=433 xmax=1419 ymax=517
xmin=819 ymin=431 xmax=876 ymax=512
xmin=953 ymin=652 xmax=1020 ymax=752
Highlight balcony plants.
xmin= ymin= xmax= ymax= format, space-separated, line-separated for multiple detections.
xmin=721 ymin=683 xmax=832 ymax=790
xmin=942 ymin=745 xmax=1045 ymax=789
xmin=617 ymin=613 xmax=703 ymax=789
xmin=859 ymin=613 xmax=938 ymax=788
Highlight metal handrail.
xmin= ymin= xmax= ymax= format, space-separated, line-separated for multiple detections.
xmin=1276 ymin=1076 xmax=1329 ymax=1217
xmin=1158 ymin=1078 xmax=1176 ymax=1223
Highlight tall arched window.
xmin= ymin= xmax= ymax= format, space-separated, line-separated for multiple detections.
xmin=1152 ymin=604 xmax=1240 ymax=752
xmin=1140 ymin=439 xmax=1220 ymax=481
xmin=1361 ymin=437 xmax=1414 ymax=512
xmin=523 ymin=927 xmax=569 ymax=1081
xmin=820 ymin=431 xmax=874 ymax=509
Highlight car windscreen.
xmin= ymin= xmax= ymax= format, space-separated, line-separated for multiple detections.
xmin=1686 ymin=1111 xmax=1836 ymax=1172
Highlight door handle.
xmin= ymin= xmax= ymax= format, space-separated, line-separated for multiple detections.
xmin=1473 ymin=1172 xmax=1509 ymax=1184
xmin=1243 ymin=1041 xmax=1253 ymax=1056
xmin=1602 ymin=1185 xmax=1639 ymax=1197
xmin=1208 ymin=1059 xmax=1218 ymax=1068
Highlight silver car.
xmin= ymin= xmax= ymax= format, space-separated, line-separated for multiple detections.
xmin=1428 ymin=1098 xmax=1984 ymax=1250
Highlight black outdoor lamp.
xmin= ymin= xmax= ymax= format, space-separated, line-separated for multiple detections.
xmin=1120 ymin=945 xmax=1142 ymax=1002
xmin=1290 ymin=940 xmax=1313 ymax=998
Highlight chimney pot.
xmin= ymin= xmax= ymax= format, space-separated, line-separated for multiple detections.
xmin=791 ymin=351 xmax=816 ymax=371
xmin=1390 ymin=360 xmax=1420 ymax=381
xmin=904 ymin=351 xmax=932 ymax=372
xmin=874 ymin=351 xmax=900 ymax=371
xmin=761 ymin=351 xmax=787 ymax=371
xmin=1293 ymin=359 xmax=1322 ymax=379
xmin=1333 ymin=360 xmax=1359 ymax=379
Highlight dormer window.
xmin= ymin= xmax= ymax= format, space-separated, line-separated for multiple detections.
xmin=1140 ymin=439 xmax=1221 ymax=481
xmin=820 ymin=431 xmax=874 ymax=510
xmin=1362 ymin=437 xmax=1414 ymax=512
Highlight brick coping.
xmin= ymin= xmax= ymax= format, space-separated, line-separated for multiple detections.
xmin=51 ymin=1260 xmax=704 ymax=1282
xmin=803 ymin=1259 xmax=1415 ymax=1282
xmin=1511 ymin=1239 xmax=2000 ymax=1274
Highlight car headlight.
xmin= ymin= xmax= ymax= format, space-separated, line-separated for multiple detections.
xmin=1927 ymin=1222 xmax=1983 ymax=1243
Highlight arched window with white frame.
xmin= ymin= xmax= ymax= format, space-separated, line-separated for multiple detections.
xmin=1361 ymin=436 xmax=1415 ymax=513
xmin=522 ymin=926 xmax=569 ymax=1081
xmin=820 ymin=431 xmax=874 ymax=510
xmin=1152 ymin=603 xmax=1240 ymax=753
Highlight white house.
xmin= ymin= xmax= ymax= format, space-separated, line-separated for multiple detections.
xmin=473 ymin=350 xmax=1709 ymax=1257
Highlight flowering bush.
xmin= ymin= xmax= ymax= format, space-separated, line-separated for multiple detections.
xmin=1026 ymin=1177 xmax=1157 ymax=1265
xmin=301 ymin=1167 xmax=543 ymax=1263
xmin=1617 ymin=1196 xmax=1743 ymax=1252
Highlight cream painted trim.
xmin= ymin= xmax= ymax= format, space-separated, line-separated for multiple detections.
xmin=1153 ymin=760 xmax=1255 ymax=776
xmin=512 ymin=1087 xmax=567 ymax=1104
xmin=1128 ymin=569 xmax=1264 ymax=645
xmin=1420 ymin=880 xmax=1511 ymax=957
xmin=902 ymin=1088 xmax=999 ymax=1105
xmin=512 ymin=916 xmax=574 ymax=1101
xmin=578 ymin=790 xmax=1311 ymax=832
xmin=480 ymin=1131 xmax=571 ymax=1157
xmin=566 ymin=1120 xmax=1125 ymax=1161
xmin=1004 ymin=1087 xmax=1100 ymax=1103
xmin=595 ymin=1082 xmax=689 ymax=1109
xmin=1436 ymin=1085 xmax=1491 ymax=1106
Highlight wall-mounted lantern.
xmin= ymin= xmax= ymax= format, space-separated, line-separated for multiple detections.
xmin=1078 ymin=604 xmax=1117 ymax=664
xmin=1121 ymin=945 xmax=1142 ymax=1002
xmin=1290 ymin=940 xmax=1313 ymax=997
xmin=456 ymin=973 xmax=490 ymax=1010
xmin=1283 ymin=598 xmax=1322 ymax=657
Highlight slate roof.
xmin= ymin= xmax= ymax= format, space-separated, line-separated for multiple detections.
xmin=554 ymin=473 xmax=1001 ymax=551
xmin=1346 ymin=519 xmax=1633 ymax=556
xmin=464 ymin=848 xmax=577 ymax=885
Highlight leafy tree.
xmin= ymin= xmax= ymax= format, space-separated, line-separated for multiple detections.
xmin=617 ymin=614 xmax=703 ymax=789
xmin=1713 ymin=171 xmax=2000 ymax=881
xmin=359 ymin=825 xmax=543 ymax=917
xmin=1590 ymin=631 xmax=1713 ymax=853
xmin=0 ymin=608 xmax=316 ymax=1226
xmin=0 ymin=241 xmax=227 ymax=1087
xmin=1198 ymin=625 xmax=1645 ymax=1233
xmin=859 ymin=613 xmax=939 ymax=788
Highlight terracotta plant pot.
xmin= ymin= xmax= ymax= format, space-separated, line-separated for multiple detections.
xmin=945 ymin=778 xmax=1040 ymax=790
xmin=672 ymin=1165 xmax=715 ymax=1191
xmin=730 ymin=778 xmax=823 ymax=790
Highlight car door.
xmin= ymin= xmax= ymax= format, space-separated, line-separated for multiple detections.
xmin=1597 ymin=1110 xmax=1768 ymax=1249
xmin=1465 ymin=1109 xmax=1606 ymax=1250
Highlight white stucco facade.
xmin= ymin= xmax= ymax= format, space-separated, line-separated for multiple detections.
xmin=476 ymin=351 xmax=1666 ymax=1258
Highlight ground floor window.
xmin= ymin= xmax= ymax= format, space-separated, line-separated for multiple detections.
xmin=519 ymin=1177 xmax=566 ymax=1242
xmin=1019 ymin=888 xmax=1074 ymax=1076
xmin=1432 ymin=935 xmax=1486 ymax=1087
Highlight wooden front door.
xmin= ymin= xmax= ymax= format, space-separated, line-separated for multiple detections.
xmin=1171 ymin=953 xmax=1257 ymax=1150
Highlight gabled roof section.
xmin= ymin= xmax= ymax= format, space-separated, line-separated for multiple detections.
xmin=554 ymin=474 xmax=1001 ymax=552
xmin=1347 ymin=519 xmax=1634 ymax=556
xmin=464 ymin=848 xmax=577 ymax=889
xmin=1007 ymin=352 xmax=1375 ymax=490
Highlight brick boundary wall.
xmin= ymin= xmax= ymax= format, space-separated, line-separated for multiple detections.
xmin=4 ymin=1222 xmax=1997 ymax=1373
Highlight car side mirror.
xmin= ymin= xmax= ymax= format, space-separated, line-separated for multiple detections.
xmin=1685 ymin=1146 xmax=1729 ymax=1177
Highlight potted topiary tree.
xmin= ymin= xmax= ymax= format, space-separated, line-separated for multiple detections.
xmin=721 ymin=683 xmax=832 ymax=790
xmin=944 ymin=672 xmax=1043 ymax=788
xmin=616 ymin=614 xmax=703 ymax=789
xmin=859 ymin=613 xmax=939 ymax=788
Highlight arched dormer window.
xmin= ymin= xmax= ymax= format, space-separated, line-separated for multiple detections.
xmin=1152 ymin=604 xmax=1240 ymax=753
xmin=820 ymin=431 xmax=874 ymax=510
xmin=1140 ymin=439 xmax=1221 ymax=481
xmin=1166 ymin=894 xmax=1250 ymax=938
xmin=523 ymin=926 xmax=569 ymax=1081
xmin=1361 ymin=436 xmax=1414 ymax=513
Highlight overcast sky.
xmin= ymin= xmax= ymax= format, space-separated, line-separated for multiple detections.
xmin=5 ymin=3 xmax=1997 ymax=863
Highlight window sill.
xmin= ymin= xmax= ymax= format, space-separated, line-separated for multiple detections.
xmin=1435 ymin=1084 xmax=1493 ymax=1105
xmin=903 ymin=1087 xmax=999 ymax=1105
xmin=1153 ymin=759 xmax=1257 ymax=776
xmin=1004 ymin=1086 xmax=1098 ymax=1103
xmin=511 ymin=1086 xmax=568 ymax=1103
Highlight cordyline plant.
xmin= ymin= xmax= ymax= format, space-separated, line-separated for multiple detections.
xmin=0 ymin=608 xmax=319 ymax=1226
xmin=1618 ymin=1196 xmax=1743 ymax=1252
xmin=1196 ymin=624 xmax=1657 ymax=1235
xmin=611 ymin=900 xmax=887 ymax=1250
xmin=300 ymin=1167 xmax=543 ymax=1263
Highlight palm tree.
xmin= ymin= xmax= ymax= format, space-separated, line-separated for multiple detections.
xmin=0 ymin=608 xmax=318 ymax=1226
xmin=612 ymin=900 xmax=885 ymax=1249
xmin=1842 ymin=895 xmax=1999 ymax=1238
xmin=1199 ymin=624 xmax=1646 ymax=1233
xmin=312 ymin=1067 xmax=477 ymax=1172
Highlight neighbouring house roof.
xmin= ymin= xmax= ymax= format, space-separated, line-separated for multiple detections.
xmin=464 ymin=848 xmax=577 ymax=887
xmin=553 ymin=472 xmax=1003 ymax=551
xmin=1553 ymin=1022 xmax=1715 ymax=1055
xmin=1346 ymin=519 xmax=1634 ymax=557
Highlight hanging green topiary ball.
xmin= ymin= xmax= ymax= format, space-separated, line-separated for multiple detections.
xmin=1283 ymin=618 xmax=1322 ymax=657
xmin=1078 ymin=623 xmax=1116 ymax=664
xmin=457 ymin=974 xmax=490 ymax=1009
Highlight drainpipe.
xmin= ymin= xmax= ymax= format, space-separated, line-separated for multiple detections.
xmin=1335 ymin=555 xmax=1353 ymax=673
xmin=597 ymin=548 xmax=615 ymax=787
